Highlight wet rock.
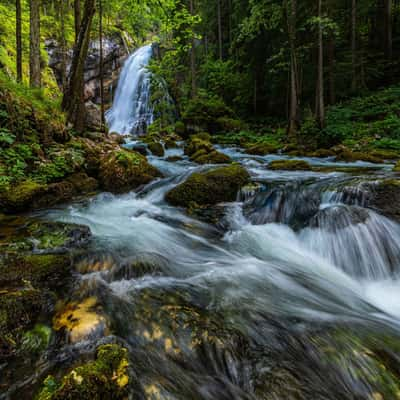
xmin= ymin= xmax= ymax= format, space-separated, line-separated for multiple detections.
xmin=0 ymin=288 xmax=47 ymax=358
xmin=0 ymin=254 xmax=72 ymax=290
xmin=166 ymin=165 xmax=250 ymax=207
xmin=53 ymin=297 xmax=109 ymax=344
xmin=193 ymin=150 xmax=232 ymax=165
xmin=36 ymin=344 xmax=132 ymax=399
xmin=166 ymin=156 xmax=184 ymax=162
xmin=308 ymin=205 xmax=370 ymax=232
xmin=65 ymin=173 xmax=99 ymax=194
xmin=268 ymin=159 xmax=311 ymax=171
xmin=148 ymin=141 xmax=165 ymax=157
xmin=184 ymin=135 xmax=213 ymax=157
xmin=0 ymin=180 xmax=46 ymax=212
xmin=332 ymin=145 xmax=384 ymax=164
xmin=245 ymin=143 xmax=279 ymax=156
xmin=99 ymin=149 xmax=162 ymax=193
xmin=368 ymin=179 xmax=400 ymax=221
xmin=164 ymin=138 xmax=177 ymax=149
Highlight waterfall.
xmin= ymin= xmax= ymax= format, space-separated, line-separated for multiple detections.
xmin=106 ymin=44 xmax=154 ymax=135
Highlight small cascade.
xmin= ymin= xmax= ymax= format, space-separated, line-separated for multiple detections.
xmin=106 ymin=44 xmax=154 ymax=135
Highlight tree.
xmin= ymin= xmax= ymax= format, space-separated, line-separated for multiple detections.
xmin=315 ymin=0 xmax=325 ymax=128
xmin=62 ymin=0 xmax=96 ymax=132
xmin=351 ymin=0 xmax=357 ymax=90
xmin=74 ymin=0 xmax=81 ymax=41
xmin=99 ymin=0 xmax=105 ymax=130
xmin=189 ymin=0 xmax=197 ymax=97
xmin=29 ymin=0 xmax=41 ymax=88
xmin=217 ymin=0 xmax=223 ymax=60
xmin=285 ymin=0 xmax=300 ymax=136
xmin=60 ymin=0 xmax=68 ymax=91
xmin=16 ymin=0 xmax=22 ymax=82
xmin=384 ymin=0 xmax=392 ymax=59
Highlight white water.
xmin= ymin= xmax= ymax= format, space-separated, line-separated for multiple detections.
xmin=106 ymin=44 xmax=154 ymax=135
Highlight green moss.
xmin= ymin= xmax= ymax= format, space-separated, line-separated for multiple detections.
xmin=36 ymin=344 xmax=130 ymax=400
xmin=99 ymin=149 xmax=162 ymax=193
xmin=0 ymin=179 xmax=45 ymax=211
xmin=193 ymin=150 xmax=232 ymax=165
xmin=335 ymin=149 xmax=383 ymax=164
xmin=148 ymin=141 xmax=165 ymax=157
xmin=0 ymin=254 xmax=71 ymax=290
xmin=21 ymin=324 xmax=52 ymax=354
xmin=245 ymin=143 xmax=279 ymax=156
xmin=166 ymin=165 xmax=250 ymax=207
xmin=184 ymin=136 xmax=213 ymax=157
xmin=268 ymin=159 xmax=311 ymax=171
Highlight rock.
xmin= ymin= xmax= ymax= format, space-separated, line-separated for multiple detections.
xmin=268 ymin=159 xmax=311 ymax=171
xmin=0 ymin=220 xmax=91 ymax=254
xmin=66 ymin=173 xmax=99 ymax=194
xmin=166 ymin=156 xmax=184 ymax=162
xmin=332 ymin=146 xmax=384 ymax=163
xmin=394 ymin=161 xmax=400 ymax=172
xmin=99 ymin=149 xmax=162 ymax=193
xmin=0 ymin=289 xmax=47 ymax=358
xmin=0 ymin=254 xmax=72 ymax=290
xmin=0 ymin=180 xmax=46 ymax=212
xmin=368 ymin=179 xmax=400 ymax=221
xmin=166 ymin=165 xmax=250 ymax=207
xmin=245 ymin=143 xmax=279 ymax=156
xmin=84 ymin=101 xmax=102 ymax=131
xmin=307 ymin=149 xmax=335 ymax=158
xmin=192 ymin=150 xmax=232 ymax=165
xmin=148 ymin=141 xmax=165 ymax=157
xmin=164 ymin=138 xmax=177 ymax=149
xmin=36 ymin=344 xmax=132 ymax=399
xmin=184 ymin=136 xmax=213 ymax=157
xmin=53 ymin=297 xmax=108 ymax=344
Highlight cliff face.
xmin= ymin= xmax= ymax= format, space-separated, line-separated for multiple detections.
xmin=46 ymin=34 xmax=130 ymax=107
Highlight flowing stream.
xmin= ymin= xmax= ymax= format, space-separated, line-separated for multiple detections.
xmin=36 ymin=145 xmax=400 ymax=399
xmin=5 ymin=45 xmax=400 ymax=398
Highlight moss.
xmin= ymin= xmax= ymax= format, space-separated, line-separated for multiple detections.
xmin=0 ymin=289 xmax=46 ymax=357
xmin=336 ymin=150 xmax=384 ymax=164
xmin=0 ymin=254 xmax=71 ymax=290
xmin=99 ymin=149 xmax=162 ymax=193
xmin=245 ymin=143 xmax=279 ymax=156
xmin=148 ymin=141 xmax=165 ymax=157
xmin=184 ymin=137 xmax=213 ymax=157
xmin=21 ymin=324 xmax=52 ymax=354
xmin=65 ymin=173 xmax=98 ymax=194
xmin=0 ymin=180 xmax=46 ymax=212
xmin=193 ymin=150 xmax=232 ymax=165
xmin=268 ymin=159 xmax=311 ymax=171
xmin=394 ymin=161 xmax=400 ymax=172
xmin=306 ymin=149 xmax=335 ymax=158
xmin=370 ymin=149 xmax=399 ymax=160
xmin=36 ymin=344 xmax=130 ymax=400
xmin=164 ymin=138 xmax=177 ymax=149
xmin=166 ymin=165 xmax=250 ymax=207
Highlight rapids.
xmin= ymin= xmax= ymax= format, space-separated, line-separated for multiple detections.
xmin=22 ymin=141 xmax=400 ymax=399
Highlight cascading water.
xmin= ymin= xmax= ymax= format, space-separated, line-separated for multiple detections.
xmin=6 ymin=143 xmax=400 ymax=399
xmin=106 ymin=44 xmax=154 ymax=135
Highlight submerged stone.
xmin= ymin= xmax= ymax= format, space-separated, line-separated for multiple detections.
xmin=165 ymin=165 xmax=250 ymax=207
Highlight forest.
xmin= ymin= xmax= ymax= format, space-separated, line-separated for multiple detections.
xmin=1 ymin=0 xmax=400 ymax=399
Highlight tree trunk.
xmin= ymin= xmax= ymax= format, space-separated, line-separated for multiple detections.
xmin=60 ymin=0 xmax=67 ymax=92
xmin=99 ymin=0 xmax=105 ymax=130
xmin=351 ymin=0 xmax=357 ymax=91
xmin=286 ymin=0 xmax=300 ymax=137
xmin=189 ymin=0 xmax=197 ymax=97
xmin=315 ymin=0 xmax=325 ymax=128
xmin=74 ymin=0 xmax=81 ymax=42
xmin=62 ymin=0 xmax=96 ymax=132
xmin=384 ymin=0 xmax=393 ymax=59
xmin=29 ymin=0 xmax=41 ymax=88
xmin=16 ymin=0 xmax=22 ymax=82
xmin=328 ymin=35 xmax=336 ymax=104
xmin=217 ymin=0 xmax=223 ymax=60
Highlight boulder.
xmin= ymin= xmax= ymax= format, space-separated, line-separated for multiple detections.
xmin=99 ymin=149 xmax=162 ymax=193
xmin=148 ymin=141 xmax=165 ymax=157
xmin=166 ymin=165 xmax=250 ymax=207
xmin=245 ymin=143 xmax=279 ymax=156
xmin=268 ymin=159 xmax=311 ymax=171
xmin=368 ymin=179 xmax=400 ymax=221
xmin=85 ymin=101 xmax=102 ymax=131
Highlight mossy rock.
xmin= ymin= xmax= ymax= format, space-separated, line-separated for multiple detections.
xmin=245 ymin=143 xmax=279 ymax=156
xmin=148 ymin=141 xmax=165 ymax=157
xmin=166 ymin=156 xmax=184 ymax=162
xmin=334 ymin=147 xmax=384 ymax=164
xmin=0 ymin=220 xmax=91 ymax=254
xmin=268 ymin=159 xmax=311 ymax=171
xmin=394 ymin=161 xmax=400 ymax=172
xmin=36 ymin=344 xmax=132 ymax=400
xmin=370 ymin=149 xmax=400 ymax=160
xmin=307 ymin=149 xmax=335 ymax=158
xmin=0 ymin=253 xmax=71 ymax=290
xmin=193 ymin=150 xmax=232 ymax=165
xmin=0 ymin=180 xmax=46 ymax=212
xmin=99 ymin=149 xmax=162 ymax=193
xmin=164 ymin=138 xmax=177 ymax=149
xmin=369 ymin=179 xmax=400 ymax=221
xmin=0 ymin=289 xmax=47 ymax=358
xmin=166 ymin=165 xmax=250 ymax=207
xmin=65 ymin=173 xmax=98 ymax=194
xmin=184 ymin=137 xmax=213 ymax=157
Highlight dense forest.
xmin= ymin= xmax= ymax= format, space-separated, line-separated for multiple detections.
xmin=2 ymin=1 xmax=400 ymax=399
